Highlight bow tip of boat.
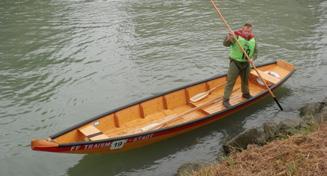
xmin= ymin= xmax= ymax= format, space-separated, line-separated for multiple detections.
xmin=31 ymin=139 xmax=59 ymax=151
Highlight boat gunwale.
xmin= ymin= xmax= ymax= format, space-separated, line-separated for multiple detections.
xmin=50 ymin=61 xmax=293 ymax=148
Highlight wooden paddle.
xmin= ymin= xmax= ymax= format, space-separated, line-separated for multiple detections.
xmin=139 ymin=87 xmax=241 ymax=132
xmin=190 ymin=83 xmax=225 ymax=103
xmin=209 ymin=0 xmax=283 ymax=111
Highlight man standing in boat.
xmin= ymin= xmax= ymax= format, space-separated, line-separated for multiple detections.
xmin=222 ymin=23 xmax=257 ymax=108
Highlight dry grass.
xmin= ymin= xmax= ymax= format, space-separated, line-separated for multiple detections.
xmin=189 ymin=122 xmax=327 ymax=176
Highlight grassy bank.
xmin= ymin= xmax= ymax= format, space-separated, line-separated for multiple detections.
xmin=186 ymin=122 xmax=327 ymax=176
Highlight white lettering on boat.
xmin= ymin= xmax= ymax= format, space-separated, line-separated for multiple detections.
xmin=132 ymin=134 xmax=154 ymax=142
xmin=69 ymin=134 xmax=154 ymax=151
xmin=70 ymin=145 xmax=81 ymax=151
xmin=70 ymin=142 xmax=111 ymax=151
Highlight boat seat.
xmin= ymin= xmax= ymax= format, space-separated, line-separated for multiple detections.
xmin=250 ymin=69 xmax=280 ymax=85
xmin=79 ymin=125 xmax=109 ymax=141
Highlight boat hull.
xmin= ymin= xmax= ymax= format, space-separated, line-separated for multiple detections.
xmin=31 ymin=60 xmax=295 ymax=154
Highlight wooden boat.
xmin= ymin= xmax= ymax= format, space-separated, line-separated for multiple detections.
xmin=31 ymin=60 xmax=295 ymax=154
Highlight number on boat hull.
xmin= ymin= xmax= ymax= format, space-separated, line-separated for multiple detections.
xmin=110 ymin=139 xmax=127 ymax=150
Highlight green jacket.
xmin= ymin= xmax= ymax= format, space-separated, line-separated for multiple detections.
xmin=223 ymin=35 xmax=258 ymax=62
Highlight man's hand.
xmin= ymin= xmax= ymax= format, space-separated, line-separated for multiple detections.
xmin=227 ymin=32 xmax=235 ymax=43
xmin=248 ymin=59 xmax=254 ymax=65
xmin=223 ymin=31 xmax=236 ymax=47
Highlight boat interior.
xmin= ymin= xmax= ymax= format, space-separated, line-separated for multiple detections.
xmin=52 ymin=60 xmax=294 ymax=144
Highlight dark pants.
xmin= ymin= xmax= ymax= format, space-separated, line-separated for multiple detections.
xmin=223 ymin=59 xmax=250 ymax=100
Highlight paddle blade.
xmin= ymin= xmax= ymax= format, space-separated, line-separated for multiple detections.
xmin=141 ymin=115 xmax=177 ymax=131
xmin=141 ymin=123 xmax=160 ymax=131
xmin=190 ymin=92 xmax=209 ymax=102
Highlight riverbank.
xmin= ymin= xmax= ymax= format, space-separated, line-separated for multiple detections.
xmin=190 ymin=122 xmax=326 ymax=176
xmin=177 ymin=100 xmax=327 ymax=176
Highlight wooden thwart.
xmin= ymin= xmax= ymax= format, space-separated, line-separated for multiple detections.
xmin=250 ymin=69 xmax=280 ymax=85
xmin=79 ymin=125 xmax=108 ymax=141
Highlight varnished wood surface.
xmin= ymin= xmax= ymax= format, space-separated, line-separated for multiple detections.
xmin=52 ymin=60 xmax=294 ymax=144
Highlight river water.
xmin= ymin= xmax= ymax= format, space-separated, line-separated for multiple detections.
xmin=1 ymin=0 xmax=327 ymax=175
